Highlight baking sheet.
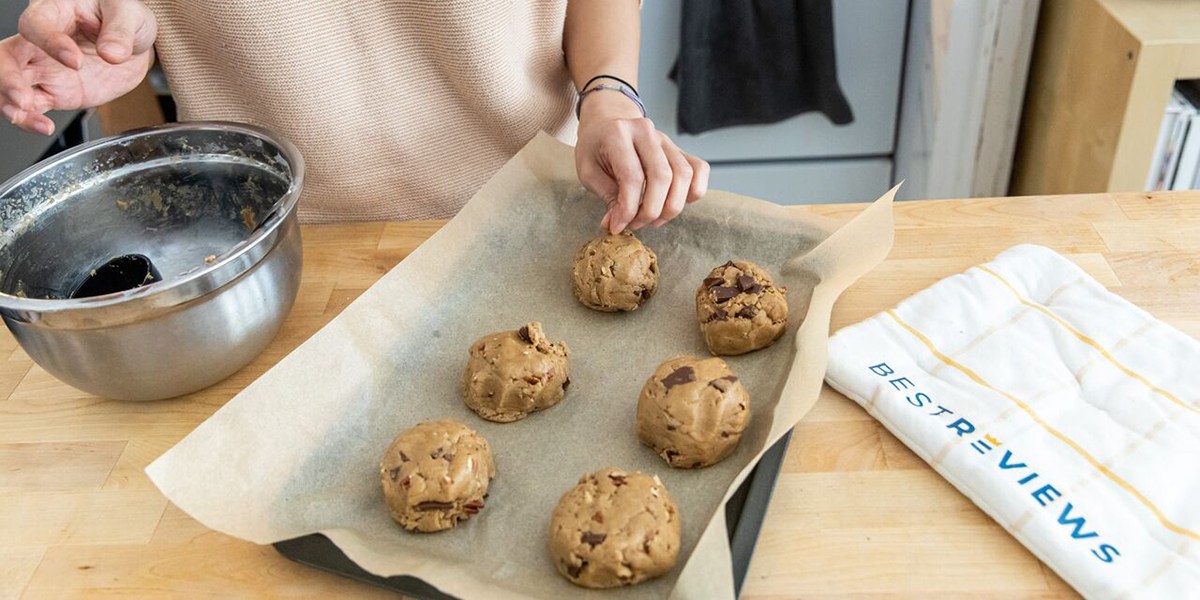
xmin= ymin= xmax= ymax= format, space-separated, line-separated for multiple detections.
xmin=147 ymin=133 xmax=895 ymax=599
xmin=272 ymin=429 xmax=793 ymax=599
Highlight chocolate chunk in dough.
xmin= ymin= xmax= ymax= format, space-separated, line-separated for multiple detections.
xmin=549 ymin=467 xmax=681 ymax=588
xmin=695 ymin=260 xmax=789 ymax=355
xmin=380 ymin=419 xmax=496 ymax=532
xmin=571 ymin=232 xmax=659 ymax=312
xmin=462 ymin=322 xmax=570 ymax=422
xmin=637 ymin=355 xmax=750 ymax=469
xmin=659 ymin=366 xmax=696 ymax=390
xmin=711 ymin=286 xmax=740 ymax=303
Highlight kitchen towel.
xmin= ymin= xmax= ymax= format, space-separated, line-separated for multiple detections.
xmin=671 ymin=0 xmax=854 ymax=134
xmin=825 ymin=244 xmax=1200 ymax=599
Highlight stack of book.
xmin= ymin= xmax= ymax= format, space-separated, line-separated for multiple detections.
xmin=1146 ymin=81 xmax=1200 ymax=191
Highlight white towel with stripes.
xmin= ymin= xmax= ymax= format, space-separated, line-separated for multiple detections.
xmin=824 ymin=244 xmax=1200 ymax=599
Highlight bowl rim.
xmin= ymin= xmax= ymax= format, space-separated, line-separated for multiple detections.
xmin=0 ymin=120 xmax=305 ymax=315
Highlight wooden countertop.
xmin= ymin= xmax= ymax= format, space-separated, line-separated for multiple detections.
xmin=4 ymin=191 xmax=1197 ymax=598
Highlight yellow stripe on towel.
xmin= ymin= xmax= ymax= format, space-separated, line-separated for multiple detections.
xmin=977 ymin=265 xmax=1198 ymax=416
xmin=885 ymin=309 xmax=1199 ymax=542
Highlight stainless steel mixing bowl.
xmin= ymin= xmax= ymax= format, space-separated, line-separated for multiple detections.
xmin=0 ymin=122 xmax=304 ymax=400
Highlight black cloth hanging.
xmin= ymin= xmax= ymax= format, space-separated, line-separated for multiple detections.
xmin=670 ymin=0 xmax=854 ymax=135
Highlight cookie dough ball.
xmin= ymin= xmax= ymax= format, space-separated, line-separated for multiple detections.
xmin=695 ymin=260 xmax=788 ymax=355
xmin=637 ymin=355 xmax=750 ymax=468
xmin=571 ymin=232 xmax=659 ymax=312
xmin=549 ymin=467 xmax=681 ymax=588
xmin=463 ymin=322 xmax=571 ymax=423
xmin=380 ymin=419 xmax=496 ymax=533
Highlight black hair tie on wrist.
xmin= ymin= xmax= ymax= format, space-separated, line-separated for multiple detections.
xmin=580 ymin=74 xmax=639 ymax=97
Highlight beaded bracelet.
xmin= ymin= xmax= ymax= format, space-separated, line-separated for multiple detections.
xmin=575 ymin=83 xmax=647 ymax=119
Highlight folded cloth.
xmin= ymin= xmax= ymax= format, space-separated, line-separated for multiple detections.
xmin=670 ymin=0 xmax=854 ymax=134
xmin=825 ymin=244 xmax=1200 ymax=598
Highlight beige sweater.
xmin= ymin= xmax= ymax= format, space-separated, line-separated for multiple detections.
xmin=143 ymin=0 xmax=576 ymax=223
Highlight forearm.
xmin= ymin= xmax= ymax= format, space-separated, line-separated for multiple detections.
xmin=563 ymin=0 xmax=641 ymax=91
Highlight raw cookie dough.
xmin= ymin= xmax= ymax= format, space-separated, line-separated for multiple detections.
xmin=695 ymin=260 xmax=788 ymax=355
xmin=571 ymin=232 xmax=659 ymax=312
xmin=636 ymin=355 xmax=750 ymax=468
xmin=379 ymin=419 xmax=496 ymax=533
xmin=462 ymin=322 xmax=571 ymax=422
xmin=548 ymin=467 xmax=681 ymax=588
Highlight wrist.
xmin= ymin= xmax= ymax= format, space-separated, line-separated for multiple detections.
xmin=578 ymin=87 xmax=645 ymax=125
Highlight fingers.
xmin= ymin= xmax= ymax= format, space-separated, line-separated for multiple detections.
xmin=603 ymin=133 xmax=645 ymax=235
xmin=18 ymin=1 xmax=82 ymax=69
xmin=0 ymin=39 xmax=34 ymax=111
xmin=652 ymin=139 xmax=694 ymax=228
xmin=578 ymin=116 xmax=712 ymax=234
xmin=97 ymin=0 xmax=157 ymax=64
xmin=1 ymin=37 xmax=54 ymax=135
xmin=629 ymin=124 xmax=672 ymax=231
xmin=684 ymin=152 xmax=710 ymax=202
xmin=1 ymin=102 xmax=55 ymax=135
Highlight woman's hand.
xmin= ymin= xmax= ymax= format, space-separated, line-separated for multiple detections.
xmin=1 ymin=0 xmax=157 ymax=135
xmin=575 ymin=91 xmax=710 ymax=234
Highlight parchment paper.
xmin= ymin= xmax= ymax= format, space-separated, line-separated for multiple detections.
xmin=147 ymin=133 xmax=896 ymax=599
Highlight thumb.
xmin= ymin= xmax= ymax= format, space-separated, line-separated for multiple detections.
xmin=578 ymin=166 xmax=621 ymax=233
xmin=96 ymin=0 xmax=157 ymax=64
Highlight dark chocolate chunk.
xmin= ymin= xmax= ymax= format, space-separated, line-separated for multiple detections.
xmin=463 ymin=499 xmax=485 ymax=515
xmin=581 ymin=531 xmax=607 ymax=546
xmin=708 ymin=378 xmax=732 ymax=392
xmin=743 ymin=282 xmax=763 ymax=294
xmin=702 ymin=276 xmax=725 ymax=289
xmin=608 ymin=473 xmax=627 ymax=486
xmin=705 ymin=308 xmax=728 ymax=323
xmin=399 ymin=451 xmax=410 ymax=463
xmin=562 ymin=377 xmax=571 ymax=390
xmin=415 ymin=501 xmax=455 ymax=511
xmin=567 ymin=561 xmax=587 ymax=578
xmin=711 ymin=286 xmax=740 ymax=303
xmin=517 ymin=325 xmax=532 ymax=343
xmin=592 ymin=512 xmax=604 ymax=524
xmin=736 ymin=275 xmax=757 ymax=291
xmin=639 ymin=287 xmax=652 ymax=300
xmin=442 ymin=453 xmax=455 ymax=462
xmin=721 ymin=260 xmax=736 ymax=268
xmin=386 ymin=466 xmax=402 ymax=482
xmin=665 ymin=449 xmax=680 ymax=461
xmin=666 ymin=425 xmax=677 ymax=431
xmin=736 ymin=305 xmax=756 ymax=319
xmin=691 ymin=461 xmax=703 ymax=468
xmin=660 ymin=366 xmax=696 ymax=390
xmin=430 ymin=448 xmax=442 ymax=459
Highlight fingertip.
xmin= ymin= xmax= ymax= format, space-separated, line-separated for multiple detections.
xmin=651 ymin=219 xmax=666 ymax=228
xmin=98 ymin=42 xmax=131 ymax=64
xmin=18 ymin=111 xmax=54 ymax=135
xmin=610 ymin=212 xmax=632 ymax=234
xmin=55 ymin=46 xmax=81 ymax=70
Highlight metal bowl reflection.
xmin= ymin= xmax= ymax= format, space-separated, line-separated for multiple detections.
xmin=0 ymin=122 xmax=305 ymax=400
